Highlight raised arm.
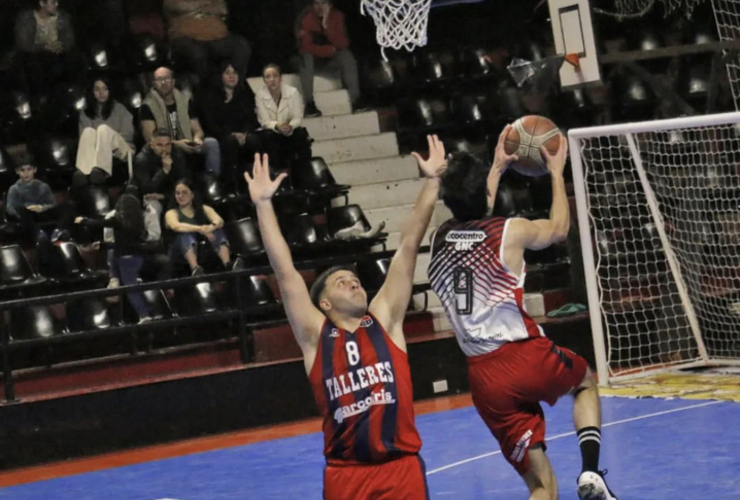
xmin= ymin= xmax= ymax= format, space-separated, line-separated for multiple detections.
xmin=245 ymin=154 xmax=324 ymax=362
xmin=504 ymin=135 xmax=569 ymax=273
xmin=487 ymin=124 xmax=518 ymax=211
xmin=370 ymin=135 xmax=446 ymax=342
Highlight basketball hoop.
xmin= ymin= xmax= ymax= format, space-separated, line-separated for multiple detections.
xmin=361 ymin=0 xmax=433 ymax=60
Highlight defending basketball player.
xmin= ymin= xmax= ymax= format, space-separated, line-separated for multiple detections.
xmin=428 ymin=125 xmax=618 ymax=500
xmin=244 ymin=136 xmax=446 ymax=500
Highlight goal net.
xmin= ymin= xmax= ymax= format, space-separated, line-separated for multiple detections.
xmin=569 ymin=112 xmax=740 ymax=385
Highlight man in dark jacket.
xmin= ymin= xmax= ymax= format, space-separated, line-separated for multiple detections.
xmin=13 ymin=0 xmax=82 ymax=95
xmin=296 ymin=0 xmax=367 ymax=117
xmin=132 ymin=129 xmax=190 ymax=216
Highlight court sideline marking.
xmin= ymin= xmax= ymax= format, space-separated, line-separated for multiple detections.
xmin=426 ymin=400 xmax=723 ymax=475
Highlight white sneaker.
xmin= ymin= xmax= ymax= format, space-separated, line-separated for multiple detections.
xmin=577 ymin=470 xmax=619 ymax=500
xmin=138 ymin=316 xmax=152 ymax=324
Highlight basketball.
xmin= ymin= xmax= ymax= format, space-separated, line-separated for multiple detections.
xmin=504 ymin=115 xmax=562 ymax=177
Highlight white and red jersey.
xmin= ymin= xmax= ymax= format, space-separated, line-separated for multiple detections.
xmin=428 ymin=216 xmax=544 ymax=357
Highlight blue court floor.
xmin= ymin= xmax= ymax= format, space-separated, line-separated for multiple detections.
xmin=2 ymin=396 xmax=738 ymax=500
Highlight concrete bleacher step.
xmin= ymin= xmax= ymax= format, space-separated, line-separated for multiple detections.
xmin=365 ymin=201 xmax=452 ymax=234
xmin=312 ymin=132 xmax=399 ymax=164
xmin=246 ymin=72 xmax=342 ymax=95
xmin=315 ymin=89 xmax=352 ymax=117
xmin=344 ymin=178 xmax=425 ymax=210
xmin=304 ymin=111 xmax=379 ymax=141
xmin=330 ymin=155 xmax=420 ymax=186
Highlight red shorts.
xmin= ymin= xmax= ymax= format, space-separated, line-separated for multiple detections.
xmin=467 ymin=337 xmax=588 ymax=476
xmin=324 ymin=454 xmax=429 ymax=500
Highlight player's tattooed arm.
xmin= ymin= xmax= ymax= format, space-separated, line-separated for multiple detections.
xmin=245 ymin=154 xmax=323 ymax=356
xmin=371 ymin=135 xmax=446 ymax=343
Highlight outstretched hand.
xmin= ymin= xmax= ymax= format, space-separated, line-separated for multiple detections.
xmin=411 ymin=134 xmax=447 ymax=179
xmin=244 ymin=153 xmax=288 ymax=204
xmin=492 ymin=124 xmax=518 ymax=174
xmin=541 ymin=134 xmax=568 ymax=178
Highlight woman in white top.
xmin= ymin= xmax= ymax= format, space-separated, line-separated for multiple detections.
xmin=255 ymin=64 xmax=312 ymax=177
xmin=75 ymin=76 xmax=135 ymax=185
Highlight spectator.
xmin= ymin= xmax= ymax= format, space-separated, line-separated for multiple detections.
xmin=164 ymin=0 xmax=251 ymax=86
xmin=165 ymin=178 xmax=239 ymax=275
xmin=6 ymin=155 xmax=75 ymax=247
xmin=296 ymin=0 xmax=367 ymax=117
xmin=75 ymin=77 xmax=135 ymax=186
xmin=132 ymin=129 xmax=190 ymax=216
xmin=76 ymin=193 xmax=169 ymax=323
xmin=140 ymin=66 xmax=221 ymax=176
xmin=13 ymin=0 xmax=82 ymax=95
xmin=255 ymin=64 xmax=311 ymax=176
xmin=128 ymin=0 xmax=166 ymax=41
xmin=198 ymin=61 xmax=262 ymax=189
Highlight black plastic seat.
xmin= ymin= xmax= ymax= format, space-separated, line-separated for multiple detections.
xmin=280 ymin=213 xmax=320 ymax=247
xmin=356 ymin=257 xmax=390 ymax=293
xmin=293 ymin=157 xmax=349 ymax=194
xmin=9 ymin=305 xmax=62 ymax=341
xmin=174 ymin=282 xmax=219 ymax=317
xmin=202 ymin=172 xmax=226 ymax=205
xmin=460 ymin=47 xmax=493 ymax=77
xmin=66 ymin=298 xmax=111 ymax=333
xmin=326 ymin=205 xmax=372 ymax=238
xmin=0 ymin=91 xmax=34 ymax=143
xmin=41 ymin=84 xmax=86 ymax=132
xmin=42 ymin=242 xmax=101 ymax=282
xmin=0 ymin=146 xmax=16 ymax=194
xmin=241 ymin=275 xmax=278 ymax=308
xmin=225 ymin=218 xmax=265 ymax=257
xmin=0 ymin=245 xmax=46 ymax=288
xmin=86 ymin=42 xmax=112 ymax=72
xmin=77 ymin=186 xmax=112 ymax=218
xmin=33 ymin=136 xmax=77 ymax=173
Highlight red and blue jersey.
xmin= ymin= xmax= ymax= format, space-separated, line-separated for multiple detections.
xmin=308 ymin=313 xmax=422 ymax=465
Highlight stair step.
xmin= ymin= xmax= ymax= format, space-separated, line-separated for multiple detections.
xmin=315 ymin=89 xmax=352 ymax=117
xmin=365 ymin=201 xmax=452 ymax=234
xmin=344 ymin=178 xmax=425 ymax=210
xmin=304 ymin=111 xmax=379 ymax=141
xmin=312 ymin=132 xmax=399 ymax=164
xmin=247 ymin=72 xmax=341 ymax=95
xmin=330 ymin=156 xmax=420 ymax=186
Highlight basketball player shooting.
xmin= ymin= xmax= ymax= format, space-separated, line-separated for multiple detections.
xmin=243 ymin=138 xmax=445 ymax=500
xmin=428 ymin=125 xmax=618 ymax=500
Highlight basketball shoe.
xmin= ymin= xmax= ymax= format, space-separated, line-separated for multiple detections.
xmin=577 ymin=470 xmax=619 ymax=500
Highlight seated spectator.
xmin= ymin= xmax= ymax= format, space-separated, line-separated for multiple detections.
xmin=76 ymin=193 xmax=169 ymax=323
xmin=255 ymin=64 xmax=311 ymax=177
xmin=198 ymin=61 xmax=262 ymax=189
xmin=128 ymin=0 xmax=166 ymax=41
xmin=164 ymin=0 xmax=251 ymax=86
xmin=132 ymin=129 xmax=190 ymax=216
xmin=296 ymin=0 xmax=367 ymax=117
xmin=6 ymin=155 xmax=75 ymax=248
xmin=75 ymin=77 xmax=135 ymax=186
xmin=165 ymin=178 xmax=239 ymax=275
xmin=140 ymin=66 xmax=221 ymax=176
xmin=13 ymin=0 xmax=83 ymax=96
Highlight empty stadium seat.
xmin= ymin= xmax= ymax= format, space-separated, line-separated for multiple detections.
xmin=225 ymin=218 xmax=265 ymax=258
xmin=76 ymin=186 xmax=112 ymax=219
xmin=173 ymin=282 xmax=219 ymax=317
xmin=42 ymin=242 xmax=102 ymax=283
xmin=326 ymin=205 xmax=373 ymax=239
xmin=66 ymin=298 xmax=112 ymax=333
xmin=0 ymin=245 xmax=46 ymax=289
xmin=292 ymin=157 xmax=349 ymax=195
xmin=356 ymin=257 xmax=390 ymax=293
xmin=279 ymin=213 xmax=321 ymax=248
xmin=241 ymin=275 xmax=278 ymax=308
xmin=122 ymin=289 xmax=173 ymax=324
xmin=9 ymin=305 xmax=62 ymax=341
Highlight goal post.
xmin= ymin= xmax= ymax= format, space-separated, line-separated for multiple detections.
xmin=568 ymin=112 xmax=740 ymax=386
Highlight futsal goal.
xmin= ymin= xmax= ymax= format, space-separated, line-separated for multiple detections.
xmin=569 ymin=112 xmax=740 ymax=385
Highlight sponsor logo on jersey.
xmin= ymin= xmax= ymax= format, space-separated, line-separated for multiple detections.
xmin=325 ymin=361 xmax=396 ymax=402
xmin=329 ymin=328 xmax=339 ymax=338
xmin=360 ymin=316 xmax=374 ymax=328
xmin=445 ymin=230 xmax=486 ymax=251
xmin=462 ymin=327 xmax=504 ymax=345
xmin=333 ymin=389 xmax=397 ymax=424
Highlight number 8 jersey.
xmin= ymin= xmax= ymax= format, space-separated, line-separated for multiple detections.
xmin=428 ymin=216 xmax=544 ymax=357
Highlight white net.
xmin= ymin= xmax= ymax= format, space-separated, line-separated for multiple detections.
xmin=361 ymin=0 xmax=432 ymax=56
xmin=571 ymin=114 xmax=740 ymax=383
xmin=712 ymin=0 xmax=740 ymax=110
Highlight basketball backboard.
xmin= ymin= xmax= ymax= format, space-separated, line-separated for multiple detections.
xmin=548 ymin=0 xmax=601 ymax=88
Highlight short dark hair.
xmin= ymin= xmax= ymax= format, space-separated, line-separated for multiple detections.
xmin=440 ymin=152 xmax=490 ymax=221
xmin=152 ymin=128 xmax=171 ymax=139
xmin=15 ymin=153 xmax=35 ymax=169
xmin=310 ymin=264 xmax=358 ymax=309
